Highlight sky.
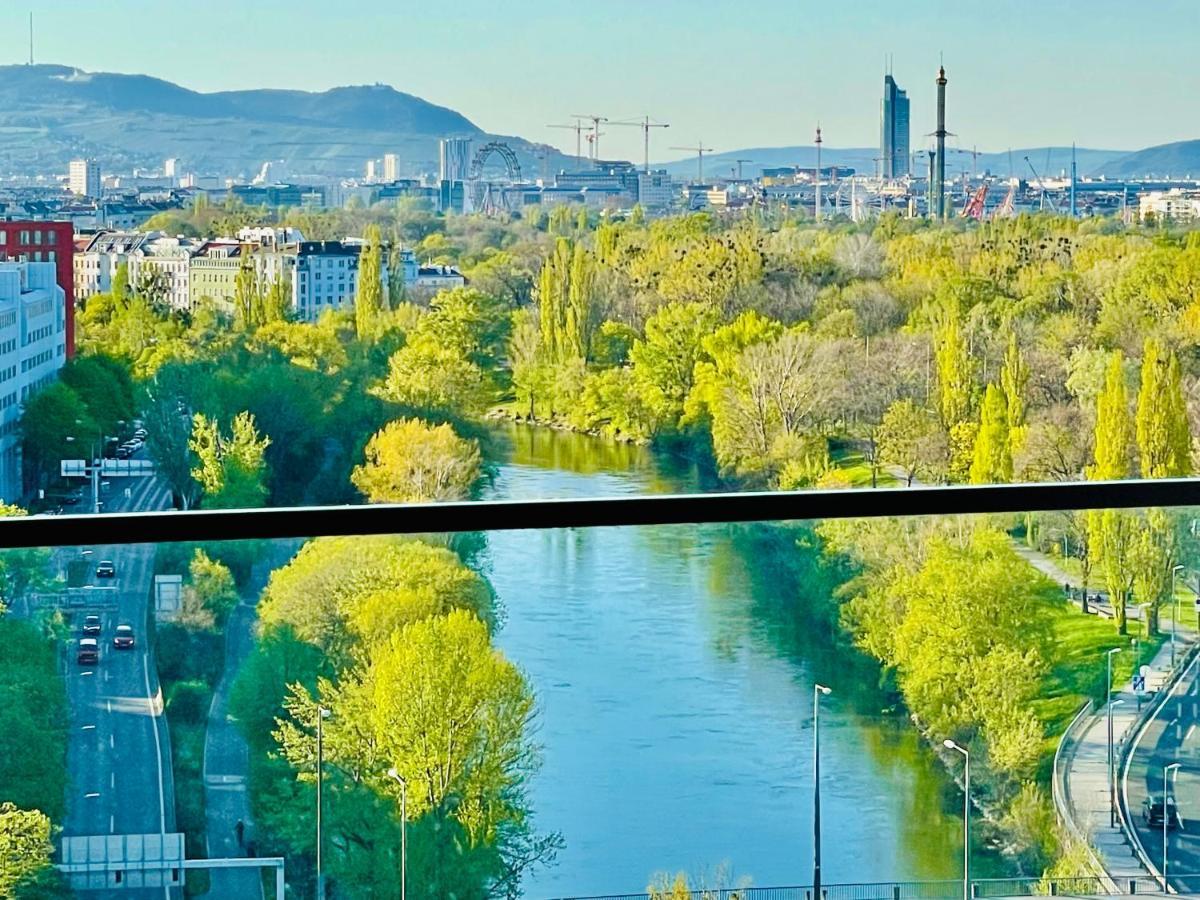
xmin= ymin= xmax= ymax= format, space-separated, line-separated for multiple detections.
xmin=6 ymin=0 xmax=1199 ymax=163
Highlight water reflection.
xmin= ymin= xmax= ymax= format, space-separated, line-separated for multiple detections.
xmin=482 ymin=425 xmax=985 ymax=896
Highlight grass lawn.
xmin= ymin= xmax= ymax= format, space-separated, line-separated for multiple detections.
xmin=1028 ymin=572 xmax=1168 ymax=783
xmin=829 ymin=445 xmax=899 ymax=488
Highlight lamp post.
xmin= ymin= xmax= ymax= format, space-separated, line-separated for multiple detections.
xmin=813 ymin=684 xmax=831 ymax=900
xmin=943 ymin=740 xmax=969 ymax=900
xmin=1106 ymin=647 xmax=1122 ymax=827
xmin=1164 ymin=762 xmax=1181 ymax=891
xmin=386 ymin=768 xmax=407 ymax=900
xmin=1172 ymin=565 xmax=1185 ymax=668
xmin=316 ymin=706 xmax=331 ymax=900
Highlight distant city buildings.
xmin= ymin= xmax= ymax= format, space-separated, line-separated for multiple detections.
xmin=1139 ymin=189 xmax=1200 ymax=223
xmin=0 ymin=260 xmax=69 ymax=502
xmin=881 ymin=74 xmax=911 ymax=179
xmin=68 ymin=159 xmax=102 ymax=198
xmin=439 ymin=139 xmax=472 ymax=183
xmin=383 ymin=154 xmax=400 ymax=182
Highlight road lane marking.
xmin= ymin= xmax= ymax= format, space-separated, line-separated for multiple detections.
xmin=110 ymin=772 xmax=115 ymax=788
xmin=82 ymin=724 xmax=96 ymax=731
xmin=81 ymin=671 xmax=94 ymax=677
xmin=143 ymin=651 xmax=167 ymax=832
xmin=109 ymin=815 xmax=114 ymax=834
xmin=106 ymin=699 xmax=112 ymax=713
xmin=85 ymin=792 xmax=99 ymax=799
xmin=110 ymin=734 xmax=114 ymax=749
xmin=1189 ymin=724 xmax=1197 ymax=742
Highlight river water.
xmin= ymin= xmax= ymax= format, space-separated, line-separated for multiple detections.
xmin=481 ymin=424 xmax=976 ymax=898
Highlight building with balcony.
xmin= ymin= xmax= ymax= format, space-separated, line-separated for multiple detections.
xmin=0 ymin=261 xmax=68 ymax=501
xmin=127 ymin=234 xmax=203 ymax=313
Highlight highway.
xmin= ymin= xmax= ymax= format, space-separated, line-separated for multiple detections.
xmin=60 ymin=468 xmax=179 ymax=897
xmin=1125 ymin=650 xmax=1200 ymax=893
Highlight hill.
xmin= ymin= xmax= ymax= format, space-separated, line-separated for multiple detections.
xmin=657 ymin=145 xmax=1131 ymax=180
xmin=0 ymin=64 xmax=564 ymax=179
xmin=1097 ymin=140 xmax=1200 ymax=179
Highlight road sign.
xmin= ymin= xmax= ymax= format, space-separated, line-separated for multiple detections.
xmin=1133 ymin=674 xmax=1146 ymax=694
xmin=60 ymin=459 xmax=88 ymax=478
xmin=59 ymin=833 xmax=184 ymax=890
xmin=100 ymin=458 xmax=155 ymax=477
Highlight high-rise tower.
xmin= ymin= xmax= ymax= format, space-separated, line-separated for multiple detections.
xmin=933 ymin=65 xmax=948 ymax=220
xmin=881 ymin=74 xmax=910 ymax=179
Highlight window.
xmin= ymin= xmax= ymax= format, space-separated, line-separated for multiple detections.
xmin=32 ymin=231 xmax=41 ymax=246
xmin=46 ymin=230 xmax=57 ymax=246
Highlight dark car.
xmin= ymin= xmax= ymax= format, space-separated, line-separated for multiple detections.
xmin=96 ymin=560 xmax=116 ymax=578
xmin=112 ymin=624 xmax=135 ymax=650
xmin=1143 ymin=796 xmax=1182 ymax=829
xmin=82 ymin=614 xmax=101 ymax=635
xmin=115 ymin=445 xmax=132 ymax=459
xmin=77 ymin=638 xmax=99 ymax=665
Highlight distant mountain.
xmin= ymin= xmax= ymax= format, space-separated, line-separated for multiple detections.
xmin=1096 ymin=140 xmax=1200 ymax=179
xmin=0 ymin=64 xmax=566 ymax=179
xmin=657 ymin=145 xmax=1132 ymax=180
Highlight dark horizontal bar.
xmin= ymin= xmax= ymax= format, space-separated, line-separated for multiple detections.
xmin=3 ymin=478 xmax=1200 ymax=550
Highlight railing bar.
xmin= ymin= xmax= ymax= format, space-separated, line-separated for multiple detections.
xmin=5 ymin=478 xmax=1200 ymax=549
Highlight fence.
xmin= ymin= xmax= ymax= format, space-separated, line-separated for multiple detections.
xmin=546 ymin=876 xmax=1171 ymax=900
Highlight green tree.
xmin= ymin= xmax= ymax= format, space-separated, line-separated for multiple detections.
xmin=189 ymin=412 xmax=270 ymax=509
xmin=1136 ymin=338 xmax=1192 ymax=479
xmin=878 ymin=399 xmax=947 ymax=486
xmin=355 ymin=224 xmax=385 ymax=340
xmin=999 ymin=332 xmax=1029 ymax=457
xmin=351 ymin=418 xmax=481 ymax=503
xmin=933 ymin=297 xmax=975 ymax=430
xmin=20 ymin=383 xmax=97 ymax=499
xmin=969 ymin=384 xmax=1013 ymax=484
xmin=0 ymin=804 xmax=55 ymax=898
xmin=1088 ymin=351 xmax=1134 ymax=634
xmin=630 ymin=302 xmax=719 ymax=429
xmin=178 ymin=549 xmax=239 ymax=631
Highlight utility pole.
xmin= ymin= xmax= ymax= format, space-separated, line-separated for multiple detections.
xmin=1070 ymin=142 xmax=1078 ymax=218
xmin=29 ymin=13 xmax=33 ymax=66
xmin=815 ymin=125 xmax=823 ymax=223
xmin=611 ymin=116 xmax=670 ymax=174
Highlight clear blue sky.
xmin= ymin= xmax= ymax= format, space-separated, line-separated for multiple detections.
xmin=8 ymin=0 xmax=1196 ymax=161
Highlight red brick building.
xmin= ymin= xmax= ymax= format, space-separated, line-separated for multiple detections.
xmin=0 ymin=221 xmax=75 ymax=358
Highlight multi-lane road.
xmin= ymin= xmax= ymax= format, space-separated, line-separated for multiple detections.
xmin=1125 ymin=650 xmax=1200 ymax=892
xmin=60 ymin=470 xmax=179 ymax=897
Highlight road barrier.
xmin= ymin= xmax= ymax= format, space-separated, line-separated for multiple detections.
xmin=1051 ymin=698 xmax=1116 ymax=891
xmin=546 ymin=876 xmax=1173 ymax=900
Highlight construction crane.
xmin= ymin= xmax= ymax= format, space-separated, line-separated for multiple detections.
xmin=733 ymin=159 xmax=754 ymax=180
xmin=585 ymin=131 xmax=607 ymax=161
xmin=548 ymin=119 xmax=587 ymax=164
xmin=960 ymin=184 xmax=988 ymax=220
xmin=947 ymin=145 xmax=981 ymax=180
xmin=994 ymin=184 xmax=1016 ymax=218
xmin=670 ymin=143 xmax=713 ymax=183
xmin=572 ymin=114 xmax=609 ymax=160
xmin=1024 ymin=155 xmax=1058 ymax=212
xmin=610 ymin=116 xmax=670 ymax=173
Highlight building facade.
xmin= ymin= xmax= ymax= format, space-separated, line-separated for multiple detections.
xmin=69 ymin=159 xmax=102 ymax=198
xmin=0 ymin=261 xmax=68 ymax=501
xmin=127 ymin=235 xmax=202 ymax=313
xmin=383 ymin=154 xmax=400 ymax=182
xmin=0 ymin=221 xmax=75 ymax=358
xmin=881 ymin=75 xmax=911 ymax=179
xmin=440 ymin=138 xmax=472 ymax=183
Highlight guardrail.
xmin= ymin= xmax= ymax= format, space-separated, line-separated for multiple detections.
xmin=1050 ymin=699 xmax=1116 ymax=891
xmin=1119 ymin=642 xmax=1200 ymax=892
xmin=546 ymin=876 xmax=1174 ymax=900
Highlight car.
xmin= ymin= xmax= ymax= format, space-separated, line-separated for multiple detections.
xmin=77 ymin=638 xmax=99 ymax=665
xmin=112 ymin=624 xmax=135 ymax=650
xmin=82 ymin=614 xmax=101 ymax=635
xmin=133 ymin=428 xmax=148 ymax=440
xmin=96 ymin=560 xmax=116 ymax=578
xmin=1143 ymin=796 xmax=1182 ymax=829
xmin=115 ymin=445 xmax=132 ymax=459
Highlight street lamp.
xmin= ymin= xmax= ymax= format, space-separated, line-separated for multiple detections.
xmin=813 ymin=684 xmax=831 ymax=900
xmin=1163 ymin=762 xmax=1181 ymax=891
xmin=1106 ymin=647 xmax=1122 ymax=827
xmin=386 ymin=768 xmax=407 ymax=900
xmin=316 ymin=706 xmax=331 ymax=900
xmin=1172 ymin=565 xmax=1185 ymax=667
xmin=943 ymin=740 xmax=969 ymax=900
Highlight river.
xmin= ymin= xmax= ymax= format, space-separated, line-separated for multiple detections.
xmin=480 ymin=424 xmax=986 ymax=898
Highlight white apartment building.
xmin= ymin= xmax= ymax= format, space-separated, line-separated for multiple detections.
xmin=0 ymin=261 xmax=68 ymax=501
xmin=383 ymin=154 xmax=400 ymax=182
xmin=127 ymin=234 xmax=202 ymax=312
xmin=258 ymin=240 xmax=390 ymax=322
xmin=74 ymin=231 xmax=151 ymax=300
xmin=1140 ymin=189 xmax=1200 ymax=223
xmin=69 ymin=159 xmax=102 ymax=198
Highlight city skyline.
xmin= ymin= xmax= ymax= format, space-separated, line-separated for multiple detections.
xmin=6 ymin=0 xmax=1200 ymax=166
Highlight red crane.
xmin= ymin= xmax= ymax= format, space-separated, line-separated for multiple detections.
xmin=960 ymin=184 xmax=989 ymax=220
